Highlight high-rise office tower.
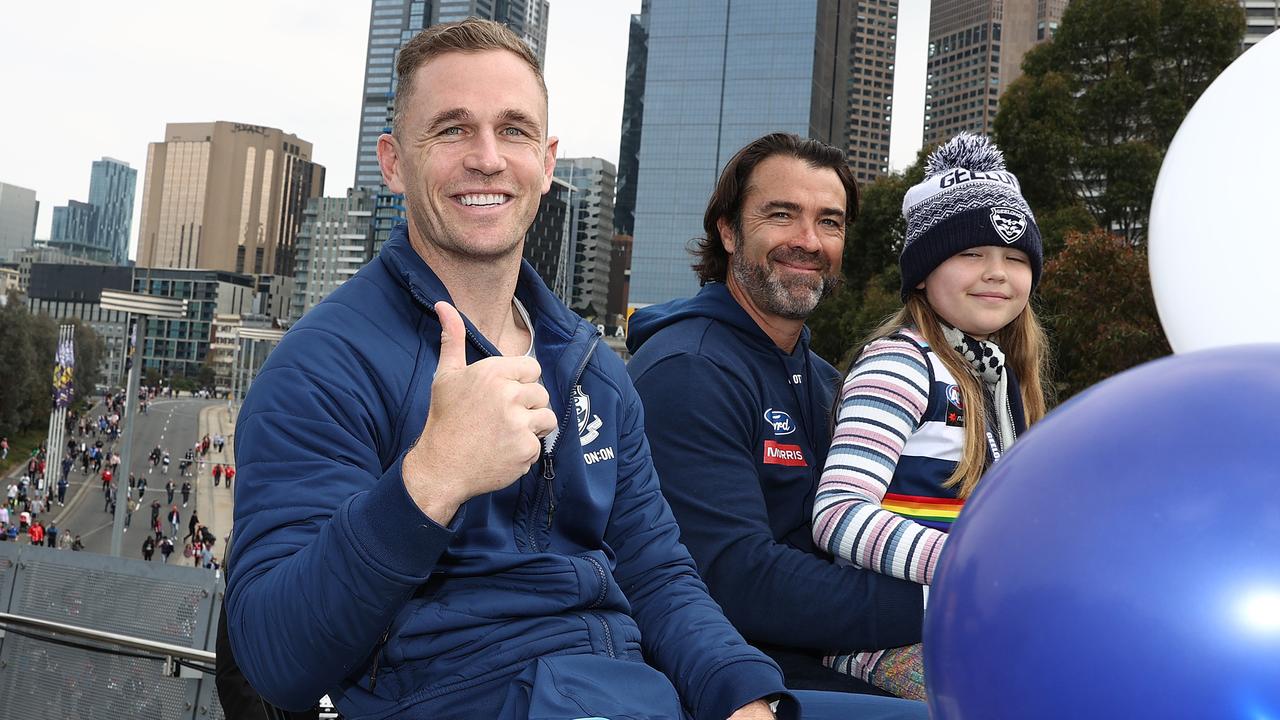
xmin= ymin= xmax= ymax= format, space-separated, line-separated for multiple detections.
xmin=136 ymin=122 xmax=324 ymax=276
xmin=0 ymin=181 xmax=39 ymax=263
xmin=524 ymin=176 xmax=571 ymax=294
xmin=352 ymin=0 xmax=552 ymax=260
xmin=1240 ymin=0 xmax=1279 ymax=50
xmin=292 ymin=189 xmax=375 ymax=321
xmin=88 ymin=158 xmax=137 ymax=265
xmin=923 ymin=0 xmax=1066 ymax=146
xmin=614 ymin=1 xmax=649 ymax=237
xmin=625 ymin=0 xmax=856 ymax=305
xmin=49 ymin=157 xmax=137 ymax=265
xmin=50 ymin=201 xmax=97 ymax=259
xmin=847 ymin=1 xmax=899 ymax=184
xmin=554 ymin=158 xmax=616 ymax=318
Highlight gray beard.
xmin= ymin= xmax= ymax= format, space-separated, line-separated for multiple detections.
xmin=729 ymin=249 xmax=843 ymax=321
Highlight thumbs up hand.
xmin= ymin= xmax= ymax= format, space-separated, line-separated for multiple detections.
xmin=402 ymin=302 xmax=558 ymax=525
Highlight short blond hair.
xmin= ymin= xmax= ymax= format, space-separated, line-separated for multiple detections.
xmin=393 ymin=17 xmax=546 ymax=138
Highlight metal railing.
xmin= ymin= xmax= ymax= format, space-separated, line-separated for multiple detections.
xmin=0 ymin=542 xmax=224 ymax=720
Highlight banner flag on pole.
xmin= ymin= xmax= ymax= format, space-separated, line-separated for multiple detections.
xmin=52 ymin=329 xmax=75 ymax=409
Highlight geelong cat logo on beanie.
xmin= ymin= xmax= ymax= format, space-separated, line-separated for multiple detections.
xmin=990 ymin=207 xmax=1029 ymax=243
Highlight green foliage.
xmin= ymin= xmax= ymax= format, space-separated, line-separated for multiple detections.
xmin=0 ymin=294 xmax=38 ymax=436
xmin=1038 ymin=229 xmax=1172 ymax=399
xmin=0 ymin=298 xmax=111 ymax=440
xmin=993 ymin=0 xmax=1244 ymax=244
xmin=67 ymin=318 xmax=107 ymax=393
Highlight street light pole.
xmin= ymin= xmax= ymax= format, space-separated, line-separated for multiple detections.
xmin=100 ymin=290 xmax=186 ymax=558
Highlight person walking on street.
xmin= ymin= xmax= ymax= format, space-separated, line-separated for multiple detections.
xmin=56 ymin=475 xmax=68 ymax=506
xmin=71 ymin=535 xmax=84 ymax=551
xmin=142 ymin=534 xmax=156 ymax=561
xmin=159 ymin=535 xmax=173 ymax=562
xmin=168 ymin=505 xmax=180 ymax=537
xmin=223 ymin=465 xmax=234 ymax=490
xmin=180 ymin=480 xmax=191 ymax=507
xmin=165 ymin=480 xmax=175 ymax=504
xmin=185 ymin=512 xmax=200 ymax=543
xmin=212 ymin=463 xmax=223 ymax=487
xmin=46 ymin=523 xmax=58 ymax=549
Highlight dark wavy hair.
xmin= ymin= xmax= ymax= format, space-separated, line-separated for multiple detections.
xmin=691 ymin=133 xmax=859 ymax=285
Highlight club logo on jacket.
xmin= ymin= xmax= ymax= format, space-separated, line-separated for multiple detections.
xmin=763 ymin=408 xmax=796 ymax=436
xmin=990 ymin=206 xmax=1029 ymax=243
xmin=573 ymin=385 xmax=604 ymax=447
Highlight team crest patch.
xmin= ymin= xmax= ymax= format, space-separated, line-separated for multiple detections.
xmin=573 ymin=385 xmax=603 ymax=446
xmin=989 ymin=206 xmax=1028 ymax=243
xmin=945 ymin=384 xmax=965 ymax=427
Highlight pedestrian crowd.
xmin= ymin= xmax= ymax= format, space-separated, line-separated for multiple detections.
xmin=1 ymin=388 xmax=232 ymax=569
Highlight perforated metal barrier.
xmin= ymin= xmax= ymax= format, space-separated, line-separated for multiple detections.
xmin=0 ymin=543 xmax=224 ymax=720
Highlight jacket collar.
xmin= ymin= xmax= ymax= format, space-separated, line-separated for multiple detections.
xmin=378 ymin=223 xmax=596 ymax=355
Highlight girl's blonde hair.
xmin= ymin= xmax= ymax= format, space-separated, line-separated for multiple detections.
xmin=857 ymin=291 xmax=1050 ymax=498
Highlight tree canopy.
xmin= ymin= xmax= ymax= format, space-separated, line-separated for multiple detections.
xmin=0 ymin=296 xmax=107 ymax=439
xmin=993 ymin=0 xmax=1244 ymax=244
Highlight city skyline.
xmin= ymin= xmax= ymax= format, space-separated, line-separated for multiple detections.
xmin=0 ymin=0 xmax=932 ymax=261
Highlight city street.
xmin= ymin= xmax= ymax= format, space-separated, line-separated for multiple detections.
xmin=48 ymin=397 xmax=223 ymax=561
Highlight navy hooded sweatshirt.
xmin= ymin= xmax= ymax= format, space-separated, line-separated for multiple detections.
xmin=626 ymin=283 xmax=925 ymax=683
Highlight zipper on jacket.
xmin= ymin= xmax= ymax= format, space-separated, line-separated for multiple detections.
xmin=533 ymin=332 xmax=601 ymax=543
xmin=368 ymin=627 xmax=391 ymax=690
xmin=1006 ymin=394 xmax=1018 ymax=444
xmin=583 ymin=555 xmax=609 ymax=608
xmin=590 ymin=611 xmax=617 ymax=658
xmin=543 ymin=453 xmax=556 ymax=530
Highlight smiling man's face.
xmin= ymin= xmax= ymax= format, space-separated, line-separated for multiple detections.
xmin=720 ymin=154 xmax=847 ymax=322
xmin=379 ymin=49 xmax=557 ymax=263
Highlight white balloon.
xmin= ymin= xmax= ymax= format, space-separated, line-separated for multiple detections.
xmin=1149 ymin=32 xmax=1280 ymax=353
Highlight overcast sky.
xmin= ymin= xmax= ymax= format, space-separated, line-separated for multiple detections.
xmin=0 ymin=1 xmax=928 ymax=260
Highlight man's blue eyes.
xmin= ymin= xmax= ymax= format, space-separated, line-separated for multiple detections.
xmin=439 ymin=127 xmax=527 ymax=136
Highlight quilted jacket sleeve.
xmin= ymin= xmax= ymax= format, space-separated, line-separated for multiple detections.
xmin=224 ymin=317 xmax=455 ymax=711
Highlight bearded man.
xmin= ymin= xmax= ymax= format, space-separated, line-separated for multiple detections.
xmin=627 ymin=133 xmax=926 ymax=700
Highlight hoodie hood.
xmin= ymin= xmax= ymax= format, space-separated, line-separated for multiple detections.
xmin=626 ymin=282 xmax=810 ymax=355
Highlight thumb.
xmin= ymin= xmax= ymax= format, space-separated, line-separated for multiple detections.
xmin=435 ymin=301 xmax=468 ymax=372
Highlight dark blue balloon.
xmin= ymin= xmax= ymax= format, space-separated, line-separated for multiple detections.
xmin=925 ymin=344 xmax=1280 ymax=719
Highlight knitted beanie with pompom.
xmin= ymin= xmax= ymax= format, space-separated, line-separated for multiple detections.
xmin=899 ymin=133 xmax=1042 ymax=300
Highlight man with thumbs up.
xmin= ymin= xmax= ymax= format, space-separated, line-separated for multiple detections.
xmin=226 ymin=17 xmax=923 ymax=720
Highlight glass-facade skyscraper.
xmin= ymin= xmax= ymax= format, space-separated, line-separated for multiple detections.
xmin=49 ymin=157 xmax=137 ymax=265
xmin=625 ymin=0 xmax=855 ymax=305
xmin=352 ymin=0 xmax=552 ymax=260
xmin=614 ymin=1 xmax=649 ymax=238
xmin=88 ymin=158 xmax=137 ymax=265
xmin=554 ymin=157 xmax=616 ymax=319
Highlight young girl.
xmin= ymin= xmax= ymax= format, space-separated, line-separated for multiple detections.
xmin=811 ymin=133 xmax=1051 ymax=700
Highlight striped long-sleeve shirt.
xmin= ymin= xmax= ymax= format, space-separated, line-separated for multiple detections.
xmin=812 ymin=331 xmax=950 ymax=586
